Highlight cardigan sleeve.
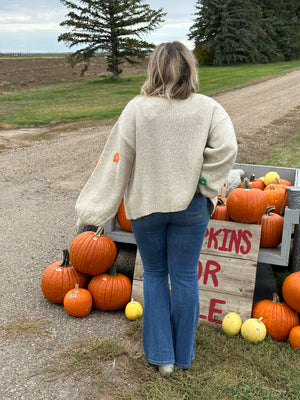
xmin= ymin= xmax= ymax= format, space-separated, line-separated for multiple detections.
xmin=198 ymin=107 xmax=237 ymax=201
xmin=75 ymin=101 xmax=136 ymax=228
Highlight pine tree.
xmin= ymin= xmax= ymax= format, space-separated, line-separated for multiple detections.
xmin=189 ymin=0 xmax=299 ymax=64
xmin=58 ymin=0 xmax=165 ymax=80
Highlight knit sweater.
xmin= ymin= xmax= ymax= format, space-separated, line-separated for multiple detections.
xmin=75 ymin=94 xmax=237 ymax=227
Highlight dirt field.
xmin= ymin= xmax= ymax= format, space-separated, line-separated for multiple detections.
xmin=0 ymin=60 xmax=300 ymax=399
xmin=0 ymin=56 xmax=148 ymax=92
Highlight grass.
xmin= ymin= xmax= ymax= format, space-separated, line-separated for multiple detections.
xmin=261 ymin=132 xmax=300 ymax=168
xmin=46 ymin=319 xmax=300 ymax=400
xmin=1 ymin=60 xmax=300 ymax=126
xmin=0 ymin=316 xmax=50 ymax=339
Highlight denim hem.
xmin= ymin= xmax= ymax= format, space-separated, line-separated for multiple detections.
xmin=175 ymin=362 xmax=191 ymax=369
xmin=147 ymin=358 xmax=175 ymax=366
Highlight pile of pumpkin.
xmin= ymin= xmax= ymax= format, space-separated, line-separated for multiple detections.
xmin=211 ymin=171 xmax=293 ymax=248
xmin=222 ymin=271 xmax=300 ymax=348
xmin=41 ymin=226 xmax=142 ymax=320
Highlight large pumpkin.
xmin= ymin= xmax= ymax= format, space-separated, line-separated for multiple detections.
xmin=41 ymin=249 xmax=88 ymax=304
xmin=88 ymin=263 xmax=132 ymax=311
xmin=282 ymin=272 xmax=300 ymax=313
xmin=69 ymin=227 xmax=117 ymax=275
xmin=226 ymin=178 xmax=268 ymax=223
xmin=252 ymin=292 xmax=299 ymax=341
xmin=257 ymin=206 xmax=284 ymax=248
xmin=117 ymin=199 xmax=132 ymax=232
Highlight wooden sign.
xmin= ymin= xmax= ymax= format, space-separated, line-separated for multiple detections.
xmin=131 ymin=219 xmax=261 ymax=325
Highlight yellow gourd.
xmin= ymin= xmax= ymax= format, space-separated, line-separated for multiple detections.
xmin=125 ymin=299 xmax=143 ymax=321
xmin=241 ymin=317 xmax=267 ymax=343
xmin=264 ymin=171 xmax=280 ymax=186
xmin=222 ymin=311 xmax=242 ymax=336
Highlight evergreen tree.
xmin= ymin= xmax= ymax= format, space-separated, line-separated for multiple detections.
xmin=189 ymin=0 xmax=300 ymax=64
xmin=58 ymin=0 xmax=165 ymax=80
xmin=257 ymin=0 xmax=300 ymax=60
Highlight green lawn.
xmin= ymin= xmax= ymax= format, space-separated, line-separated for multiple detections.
xmin=1 ymin=60 xmax=300 ymax=126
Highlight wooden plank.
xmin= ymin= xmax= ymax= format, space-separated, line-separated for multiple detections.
xmin=199 ymin=291 xmax=254 ymax=324
xmin=198 ymin=254 xmax=257 ymax=297
xmin=201 ymin=220 xmax=261 ymax=261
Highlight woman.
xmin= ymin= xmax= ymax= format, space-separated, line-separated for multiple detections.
xmin=75 ymin=41 xmax=237 ymax=375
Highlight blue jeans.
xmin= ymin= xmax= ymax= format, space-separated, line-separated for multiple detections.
xmin=130 ymin=193 xmax=210 ymax=369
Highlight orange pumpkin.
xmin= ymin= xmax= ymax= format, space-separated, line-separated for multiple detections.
xmin=289 ymin=326 xmax=300 ymax=348
xmin=69 ymin=227 xmax=117 ymax=275
xmin=41 ymin=250 xmax=88 ymax=304
xmin=279 ymin=179 xmax=292 ymax=187
xmin=264 ymin=184 xmax=287 ymax=214
xmin=252 ymin=293 xmax=299 ymax=341
xmin=88 ymin=263 xmax=132 ymax=311
xmin=240 ymin=174 xmax=265 ymax=190
xmin=282 ymin=271 xmax=300 ymax=313
xmin=257 ymin=206 xmax=284 ymax=247
xmin=117 ymin=199 xmax=132 ymax=232
xmin=226 ymin=178 xmax=268 ymax=223
xmin=211 ymin=197 xmax=230 ymax=221
xmin=63 ymin=284 xmax=93 ymax=317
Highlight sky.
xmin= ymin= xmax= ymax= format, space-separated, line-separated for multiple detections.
xmin=0 ymin=0 xmax=196 ymax=53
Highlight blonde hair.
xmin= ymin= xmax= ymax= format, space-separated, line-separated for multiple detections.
xmin=141 ymin=41 xmax=199 ymax=100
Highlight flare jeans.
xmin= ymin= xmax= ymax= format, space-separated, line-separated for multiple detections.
xmin=130 ymin=193 xmax=210 ymax=369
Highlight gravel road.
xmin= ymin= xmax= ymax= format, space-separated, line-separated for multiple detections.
xmin=0 ymin=69 xmax=300 ymax=399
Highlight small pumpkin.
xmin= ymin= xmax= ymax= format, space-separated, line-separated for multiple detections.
xmin=240 ymin=174 xmax=265 ymax=190
xmin=69 ymin=226 xmax=117 ymax=275
xmin=264 ymin=184 xmax=287 ymax=214
xmin=117 ymin=199 xmax=132 ymax=232
xmin=282 ymin=271 xmax=300 ymax=313
xmin=41 ymin=249 xmax=88 ymax=304
xmin=125 ymin=299 xmax=143 ymax=321
xmin=252 ymin=293 xmax=299 ymax=341
xmin=226 ymin=178 xmax=268 ymax=223
xmin=211 ymin=197 xmax=230 ymax=221
xmin=63 ymin=284 xmax=93 ymax=317
xmin=88 ymin=262 xmax=132 ymax=311
xmin=264 ymin=171 xmax=280 ymax=186
xmin=241 ymin=317 xmax=267 ymax=343
xmin=257 ymin=206 xmax=284 ymax=247
xmin=279 ymin=179 xmax=292 ymax=187
xmin=221 ymin=310 xmax=242 ymax=336
xmin=288 ymin=326 xmax=300 ymax=348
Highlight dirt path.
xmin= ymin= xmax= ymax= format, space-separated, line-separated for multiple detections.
xmin=0 ymin=70 xmax=299 ymax=399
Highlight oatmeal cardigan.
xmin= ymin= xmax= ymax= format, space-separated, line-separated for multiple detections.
xmin=75 ymin=94 xmax=237 ymax=227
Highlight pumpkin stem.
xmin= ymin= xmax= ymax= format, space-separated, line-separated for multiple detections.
xmin=95 ymin=226 xmax=104 ymax=236
xmin=243 ymin=178 xmax=251 ymax=190
xmin=265 ymin=206 xmax=276 ymax=215
xmin=108 ymin=262 xmax=118 ymax=277
xmin=217 ymin=197 xmax=226 ymax=206
xmin=249 ymin=174 xmax=256 ymax=182
xmin=272 ymin=293 xmax=280 ymax=303
xmin=75 ymin=283 xmax=80 ymax=293
xmin=59 ymin=249 xmax=72 ymax=267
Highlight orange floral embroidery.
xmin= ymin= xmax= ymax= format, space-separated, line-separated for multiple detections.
xmin=113 ymin=152 xmax=120 ymax=163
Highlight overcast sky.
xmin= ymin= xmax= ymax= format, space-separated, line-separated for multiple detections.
xmin=0 ymin=0 xmax=196 ymax=53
